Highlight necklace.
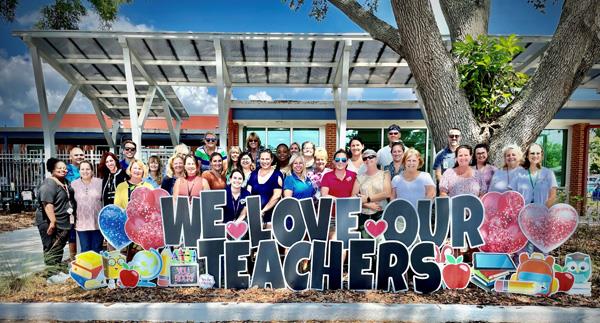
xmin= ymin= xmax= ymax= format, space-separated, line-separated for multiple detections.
xmin=81 ymin=178 xmax=92 ymax=195
xmin=186 ymin=177 xmax=196 ymax=196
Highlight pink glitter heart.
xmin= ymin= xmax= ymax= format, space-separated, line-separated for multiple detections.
xmin=364 ymin=219 xmax=388 ymax=238
xmin=125 ymin=187 xmax=169 ymax=250
xmin=518 ymin=203 xmax=579 ymax=253
xmin=480 ymin=191 xmax=527 ymax=253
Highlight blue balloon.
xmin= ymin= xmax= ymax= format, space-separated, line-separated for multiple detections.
xmin=99 ymin=205 xmax=131 ymax=250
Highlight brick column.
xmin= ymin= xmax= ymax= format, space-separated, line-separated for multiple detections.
xmin=226 ymin=108 xmax=239 ymax=149
xmin=569 ymin=123 xmax=589 ymax=213
xmin=325 ymin=123 xmax=337 ymax=168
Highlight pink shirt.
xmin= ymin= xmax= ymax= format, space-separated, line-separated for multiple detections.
xmin=71 ymin=177 xmax=103 ymax=231
xmin=175 ymin=176 xmax=204 ymax=198
xmin=439 ymin=168 xmax=486 ymax=197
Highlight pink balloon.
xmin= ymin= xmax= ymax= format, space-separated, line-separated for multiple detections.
xmin=518 ymin=203 xmax=579 ymax=254
xmin=479 ymin=191 xmax=527 ymax=253
xmin=125 ymin=187 xmax=169 ymax=250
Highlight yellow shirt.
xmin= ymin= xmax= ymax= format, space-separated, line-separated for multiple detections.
xmin=114 ymin=181 xmax=154 ymax=209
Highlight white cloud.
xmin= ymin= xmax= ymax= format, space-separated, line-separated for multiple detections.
xmin=173 ymin=86 xmax=217 ymax=115
xmin=393 ymin=88 xmax=418 ymax=100
xmin=248 ymin=91 xmax=273 ymax=101
xmin=348 ymin=88 xmax=364 ymax=100
xmin=78 ymin=11 xmax=154 ymax=31
xmin=0 ymin=54 xmax=93 ymax=127
xmin=15 ymin=10 xmax=40 ymax=26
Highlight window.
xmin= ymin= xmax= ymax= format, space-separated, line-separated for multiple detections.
xmin=267 ymin=128 xmax=290 ymax=151
xmin=242 ymin=128 xmax=266 ymax=150
xmin=293 ymin=129 xmax=320 ymax=147
xmin=536 ymin=129 xmax=567 ymax=187
xmin=345 ymin=129 xmax=382 ymax=151
xmin=242 ymin=127 xmax=320 ymax=150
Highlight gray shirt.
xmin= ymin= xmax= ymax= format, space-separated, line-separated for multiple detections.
xmin=35 ymin=177 xmax=74 ymax=230
xmin=392 ymin=172 xmax=435 ymax=208
xmin=376 ymin=145 xmax=393 ymax=168
xmin=489 ymin=166 xmax=523 ymax=193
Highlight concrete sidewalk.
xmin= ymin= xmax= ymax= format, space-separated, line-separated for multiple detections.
xmin=0 ymin=302 xmax=599 ymax=322
xmin=0 ymin=226 xmax=68 ymax=276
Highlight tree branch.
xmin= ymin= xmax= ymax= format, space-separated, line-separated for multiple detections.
xmin=328 ymin=0 xmax=403 ymax=55
xmin=439 ymin=0 xmax=490 ymax=43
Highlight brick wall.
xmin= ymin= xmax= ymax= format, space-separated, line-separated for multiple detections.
xmin=227 ymin=108 xmax=239 ymax=149
xmin=325 ymin=123 xmax=337 ymax=167
xmin=569 ymin=123 xmax=589 ymax=213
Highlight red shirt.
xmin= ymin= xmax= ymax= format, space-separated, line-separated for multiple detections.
xmin=321 ymin=170 xmax=357 ymax=198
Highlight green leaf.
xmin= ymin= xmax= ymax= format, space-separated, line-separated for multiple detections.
xmin=456 ymin=255 xmax=464 ymax=263
xmin=446 ymin=254 xmax=456 ymax=264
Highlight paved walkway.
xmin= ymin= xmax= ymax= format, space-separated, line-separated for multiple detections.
xmin=0 ymin=226 xmax=68 ymax=276
xmin=0 ymin=303 xmax=599 ymax=322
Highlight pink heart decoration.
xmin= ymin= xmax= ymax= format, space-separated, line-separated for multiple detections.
xmin=518 ymin=203 xmax=579 ymax=254
xmin=479 ymin=191 xmax=527 ymax=253
xmin=226 ymin=221 xmax=248 ymax=240
xmin=125 ymin=187 xmax=169 ymax=250
xmin=364 ymin=219 xmax=388 ymax=238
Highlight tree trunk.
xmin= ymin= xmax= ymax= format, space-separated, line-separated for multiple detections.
xmin=440 ymin=0 xmax=490 ymax=43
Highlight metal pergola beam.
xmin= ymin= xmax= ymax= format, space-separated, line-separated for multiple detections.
xmin=91 ymin=99 xmax=116 ymax=150
xmin=50 ymin=84 xmax=80 ymax=131
xmin=27 ymin=42 xmax=54 ymax=161
xmin=138 ymin=86 xmax=157 ymax=128
xmin=334 ymin=40 xmax=351 ymax=149
xmin=214 ymin=39 xmax=229 ymax=147
xmin=120 ymin=37 xmax=142 ymax=159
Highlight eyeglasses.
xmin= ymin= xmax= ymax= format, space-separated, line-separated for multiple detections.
xmin=334 ymin=157 xmax=347 ymax=163
xmin=248 ymin=139 xmax=258 ymax=143
xmin=205 ymin=138 xmax=217 ymax=142
xmin=362 ymin=155 xmax=376 ymax=161
xmin=124 ymin=147 xmax=136 ymax=152
xmin=388 ymin=131 xmax=400 ymax=135
xmin=448 ymin=135 xmax=460 ymax=139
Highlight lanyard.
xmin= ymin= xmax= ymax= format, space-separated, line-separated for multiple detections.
xmin=528 ymin=169 xmax=538 ymax=191
xmin=186 ymin=178 xmax=196 ymax=197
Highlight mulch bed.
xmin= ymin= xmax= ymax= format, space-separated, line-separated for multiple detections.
xmin=0 ymin=212 xmax=35 ymax=233
xmin=0 ymin=224 xmax=598 ymax=307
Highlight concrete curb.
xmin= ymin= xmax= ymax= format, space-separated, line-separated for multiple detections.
xmin=1 ymin=302 xmax=599 ymax=322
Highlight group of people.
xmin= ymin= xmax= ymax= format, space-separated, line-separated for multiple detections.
xmin=35 ymin=125 xmax=558 ymax=277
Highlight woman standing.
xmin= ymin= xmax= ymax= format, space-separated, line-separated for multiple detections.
xmin=384 ymin=142 xmax=405 ymax=179
xmin=161 ymin=155 xmax=185 ymax=194
xmin=145 ymin=155 xmax=163 ymax=189
xmin=439 ymin=145 xmax=485 ymax=197
xmin=98 ymin=151 xmax=128 ymax=206
xmin=290 ymin=142 xmax=301 ymax=155
xmin=347 ymin=137 xmax=365 ymax=175
xmin=245 ymin=132 xmax=262 ymax=168
xmin=226 ymin=146 xmax=242 ymax=182
xmin=391 ymin=148 xmax=435 ymax=208
xmin=275 ymin=143 xmax=291 ymax=175
xmin=71 ymin=160 xmax=103 ymax=253
xmin=237 ymin=152 xmax=255 ymax=187
xmin=223 ymin=169 xmax=250 ymax=224
xmin=284 ymin=154 xmax=316 ymax=200
xmin=302 ymin=141 xmax=316 ymax=172
xmin=471 ymin=144 xmax=497 ymax=192
xmin=36 ymin=158 xmax=75 ymax=276
xmin=307 ymin=148 xmax=331 ymax=199
xmin=489 ymin=144 xmax=524 ymax=192
xmin=246 ymin=150 xmax=283 ymax=225
xmin=514 ymin=143 xmax=557 ymax=207
xmin=202 ymin=152 xmax=227 ymax=190
xmin=114 ymin=160 xmax=154 ymax=209
xmin=352 ymin=149 xmax=391 ymax=238
xmin=173 ymin=154 xmax=209 ymax=201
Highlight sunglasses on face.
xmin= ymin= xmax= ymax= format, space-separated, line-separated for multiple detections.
xmin=388 ymin=132 xmax=399 ymax=135
xmin=205 ymin=138 xmax=217 ymax=142
xmin=334 ymin=157 xmax=347 ymax=163
xmin=248 ymin=139 xmax=258 ymax=143
xmin=362 ymin=155 xmax=376 ymax=161
xmin=124 ymin=147 xmax=136 ymax=152
xmin=448 ymin=135 xmax=460 ymax=139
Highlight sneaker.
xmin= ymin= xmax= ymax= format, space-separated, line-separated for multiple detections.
xmin=46 ymin=272 xmax=69 ymax=284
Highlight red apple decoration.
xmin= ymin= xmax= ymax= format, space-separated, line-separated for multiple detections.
xmin=553 ymin=264 xmax=575 ymax=292
xmin=119 ymin=264 xmax=140 ymax=288
xmin=442 ymin=255 xmax=471 ymax=289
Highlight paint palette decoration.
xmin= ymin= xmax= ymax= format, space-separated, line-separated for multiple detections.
xmin=98 ymin=205 xmax=131 ymax=250
xmin=125 ymin=187 xmax=169 ymax=250
xmin=518 ymin=203 xmax=578 ymax=253
xmin=479 ymin=191 xmax=527 ymax=253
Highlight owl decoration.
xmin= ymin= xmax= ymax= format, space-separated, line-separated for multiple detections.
xmin=565 ymin=252 xmax=592 ymax=284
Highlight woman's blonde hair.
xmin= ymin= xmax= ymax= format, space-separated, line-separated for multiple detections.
xmin=166 ymin=155 xmax=185 ymax=177
xmin=314 ymin=147 xmax=328 ymax=161
xmin=401 ymin=148 xmax=424 ymax=169
xmin=126 ymin=159 xmax=148 ymax=179
xmin=288 ymin=153 xmax=307 ymax=179
xmin=502 ymin=144 xmax=524 ymax=169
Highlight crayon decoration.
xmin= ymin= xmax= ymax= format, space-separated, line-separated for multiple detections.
xmin=157 ymin=248 xmax=172 ymax=287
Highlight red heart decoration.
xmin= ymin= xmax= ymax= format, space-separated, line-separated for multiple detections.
xmin=125 ymin=187 xmax=169 ymax=250
xmin=364 ymin=219 xmax=388 ymax=238
xmin=518 ymin=203 xmax=579 ymax=253
xmin=480 ymin=191 xmax=527 ymax=253
xmin=226 ymin=221 xmax=248 ymax=240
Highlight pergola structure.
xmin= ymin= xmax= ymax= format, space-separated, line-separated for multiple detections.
xmin=13 ymin=31 xmax=600 ymax=161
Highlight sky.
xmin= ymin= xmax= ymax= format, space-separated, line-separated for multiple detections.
xmin=0 ymin=0 xmax=571 ymax=127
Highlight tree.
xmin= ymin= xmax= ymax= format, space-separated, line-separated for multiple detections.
xmin=0 ymin=0 xmax=129 ymax=30
xmin=287 ymin=0 xmax=600 ymax=163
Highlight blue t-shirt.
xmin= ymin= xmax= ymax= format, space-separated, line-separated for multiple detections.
xmin=223 ymin=186 xmax=250 ymax=223
xmin=513 ymin=167 xmax=557 ymax=205
xmin=247 ymin=169 xmax=283 ymax=222
xmin=66 ymin=163 xmax=80 ymax=183
xmin=433 ymin=147 xmax=455 ymax=174
xmin=283 ymin=173 xmax=315 ymax=199
xmin=120 ymin=159 xmax=129 ymax=171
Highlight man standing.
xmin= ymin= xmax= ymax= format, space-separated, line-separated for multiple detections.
xmin=433 ymin=128 xmax=462 ymax=182
xmin=66 ymin=147 xmax=85 ymax=182
xmin=195 ymin=132 xmax=227 ymax=171
xmin=120 ymin=140 xmax=137 ymax=170
xmin=377 ymin=124 xmax=402 ymax=167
